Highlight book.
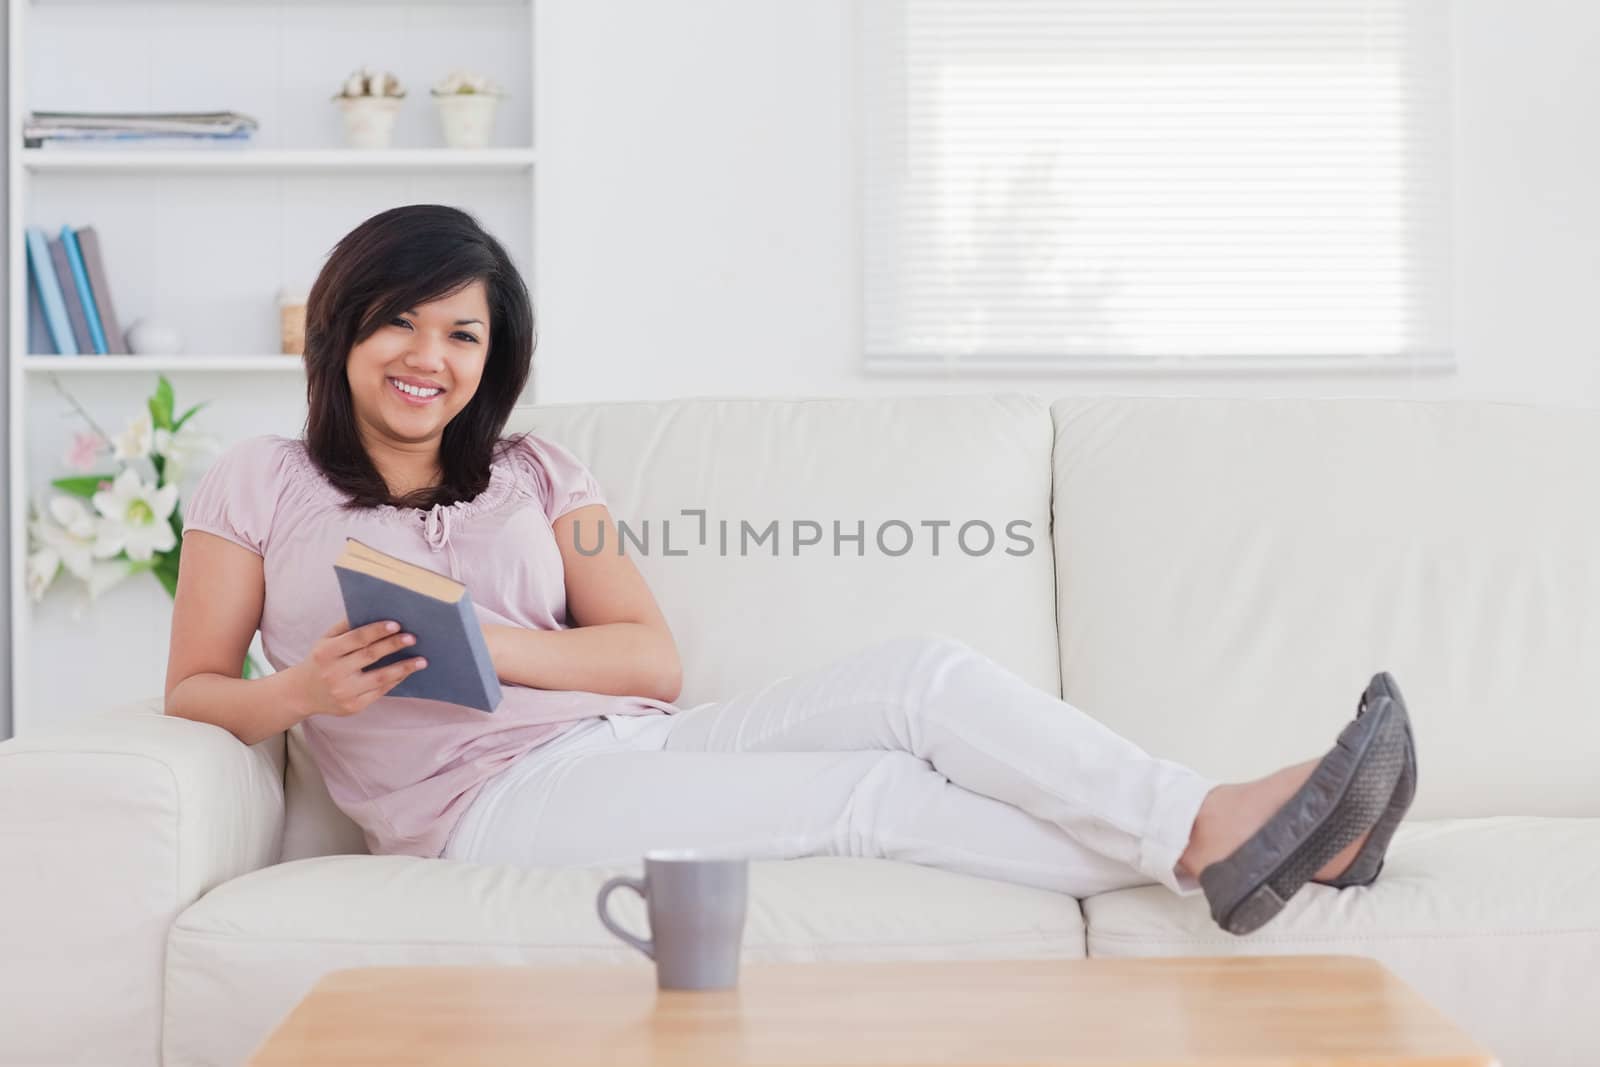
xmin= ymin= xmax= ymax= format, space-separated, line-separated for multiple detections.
xmin=26 ymin=260 xmax=50 ymax=353
xmin=47 ymin=234 xmax=94 ymax=353
xmin=24 ymin=226 xmax=77 ymax=355
xmin=61 ymin=226 xmax=108 ymax=354
xmin=332 ymin=539 xmax=503 ymax=713
xmin=74 ymin=227 xmax=126 ymax=354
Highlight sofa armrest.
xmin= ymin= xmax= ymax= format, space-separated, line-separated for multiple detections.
xmin=0 ymin=698 xmax=286 ymax=1067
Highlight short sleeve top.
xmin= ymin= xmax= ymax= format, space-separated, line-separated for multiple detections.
xmin=180 ymin=432 xmax=677 ymax=859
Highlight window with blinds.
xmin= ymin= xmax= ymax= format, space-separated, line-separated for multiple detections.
xmin=861 ymin=1 xmax=1453 ymax=373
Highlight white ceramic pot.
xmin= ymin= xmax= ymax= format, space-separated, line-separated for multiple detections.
xmin=126 ymin=319 xmax=184 ymax=355
xmin=336 ymin=96 xmax=402 ymax=149
xmin=434 ymin=93 xmax=501 ymax=149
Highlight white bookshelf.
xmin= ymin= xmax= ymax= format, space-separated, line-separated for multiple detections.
xmin=7 ymin=0 xmax=541 ymax=738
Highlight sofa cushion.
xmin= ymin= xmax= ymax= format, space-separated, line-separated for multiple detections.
xmin=283 ymin=394 xmax=1062 ymax=859
xmin=510 ymin=394 xmax=1060 ymax=705
xmin=165 ymin=855 xmax=1084 ymax=1067
xmin=1083 ymin=817 xmax=1600 ymax=1067
xmin=1050 ymin=396 xmax=1600 ymax=819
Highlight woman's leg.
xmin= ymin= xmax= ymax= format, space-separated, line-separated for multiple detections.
xmin=446 ymin=716 xmax=1161 ymax=897
xmin=660 ymin=635 xmax=1215 ymax=894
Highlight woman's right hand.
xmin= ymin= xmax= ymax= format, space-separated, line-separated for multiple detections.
xmin=291 ymin=618 xmax=428 ymax=718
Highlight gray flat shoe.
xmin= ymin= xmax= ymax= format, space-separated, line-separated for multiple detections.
xmin=1323 ymin=672 xmax=1417 ymax=889
xmin=1199 ymin=689 xmax=1409 ymax=936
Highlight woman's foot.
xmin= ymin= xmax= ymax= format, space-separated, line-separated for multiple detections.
xmin=1183 ymin=687 xmax=1409 ymax=935
xmin=1178 ymin=760 xmax=1370 ymax=884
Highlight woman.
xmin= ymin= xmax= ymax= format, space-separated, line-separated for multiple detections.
xmin=166 ymin=204 xmax=1416 ymax=937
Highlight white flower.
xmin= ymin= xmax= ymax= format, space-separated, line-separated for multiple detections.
xmin=91 ymin=468 xmax=179 ymax=562
xmin=26 ymin=547 xmax=59 ymax=602
xmin=112 ymin=414 xmax=154 ymax=462
xmin=27 ymin=496 xmax=136 ymax=603
xmin=153 ymin=424 xmax=218 ymax=483
xmin=29 ymin=494 xmax=99 ymax=583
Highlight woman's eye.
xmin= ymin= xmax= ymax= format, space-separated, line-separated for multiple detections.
xmin=390 ymin=317 xmax=475 ymax=343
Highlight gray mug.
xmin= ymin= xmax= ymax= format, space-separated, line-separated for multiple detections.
xmin=596 ymin=849 xmax=750 ymax=990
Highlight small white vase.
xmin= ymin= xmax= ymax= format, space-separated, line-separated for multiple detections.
xmin=433 ymin=93 xmax=501 ymax=149
xmin=126 ymin=318 xmax=184 ymax=355
xmin=336 ymin=96 xmax=402 ymax=149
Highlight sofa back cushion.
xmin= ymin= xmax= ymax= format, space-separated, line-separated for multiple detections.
xmin=282 ymin=394 xmax=1060 ymax=860
xmin=1049 ymin=396 xmax=1600 ymax=819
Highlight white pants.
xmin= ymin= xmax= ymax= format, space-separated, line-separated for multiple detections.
xmin=443 ymin=635 xmax=1216 ymax=898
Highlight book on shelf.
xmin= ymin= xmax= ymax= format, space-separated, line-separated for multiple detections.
xmin=24 ymin=228 xmax=75 ymax=355
xmin=62 ymin=229 xmax=108 ymax=353
xmin=332 ymin=539 xmax=504 ymax=714
xmin=25 ymin=224 xmax=126 ymax=356
xmin=46 ymin=234 xmax=92 ymax=353
xmin=75 ymin=228 xmax=124 ymax=354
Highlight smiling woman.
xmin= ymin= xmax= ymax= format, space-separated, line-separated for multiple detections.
xmin=165 ymin=203 xmax=685 ymax=862
xmin=302 ymin=203 xmax=534 ymax=511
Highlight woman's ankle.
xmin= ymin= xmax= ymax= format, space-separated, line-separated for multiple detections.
xmin=1177 ymin=783 xmax=1234 ymax=878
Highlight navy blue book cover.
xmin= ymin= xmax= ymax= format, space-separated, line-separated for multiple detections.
xmin=333 ymin=565 xmax=504 ymax=713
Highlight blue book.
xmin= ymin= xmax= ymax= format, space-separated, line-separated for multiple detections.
xmin=333 ymin=539 xmax=503 ymax=713
xmin=62 ymin=225 xmax=108 ymax=354
xmin=25 ymin=226 xmax=77 ymax=355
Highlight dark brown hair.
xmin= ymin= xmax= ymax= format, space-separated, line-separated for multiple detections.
xmin=302 ymin=204 xmax=534 ymax=511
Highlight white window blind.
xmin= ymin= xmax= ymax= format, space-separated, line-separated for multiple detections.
xmin=862 ymin=1 xmax=1452 ymax=373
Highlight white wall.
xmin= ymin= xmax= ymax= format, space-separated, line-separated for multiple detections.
xmin=1451 ymin=0 xmax=1600 ymax=408
xmin=534 ymin=0 xmax=1600 ymax=409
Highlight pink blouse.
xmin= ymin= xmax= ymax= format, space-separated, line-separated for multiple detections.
xmin=180 ymin=432 xmax=678 ymax=858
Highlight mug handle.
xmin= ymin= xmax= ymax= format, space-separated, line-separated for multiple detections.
xmin=596 ymin=875 xmax=654 ymax=960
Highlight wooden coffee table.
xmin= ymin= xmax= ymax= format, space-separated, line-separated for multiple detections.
xmin=249 ymin=955 xmax=1495 ymax=1065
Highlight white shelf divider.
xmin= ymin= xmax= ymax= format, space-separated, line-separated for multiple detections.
xmin=22 ymin=355 xmax=307 ymax=372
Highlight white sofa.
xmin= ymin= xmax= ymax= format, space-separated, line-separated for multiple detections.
xmin=2 ymin=394 xmax=1596 ymax=1067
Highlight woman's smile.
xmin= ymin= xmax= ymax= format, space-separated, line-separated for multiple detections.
xmin=388 ymin=375 xmax=446 ymax=405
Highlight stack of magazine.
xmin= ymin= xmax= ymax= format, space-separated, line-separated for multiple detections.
xmin=23 ymin=110 xmax=258 ymax=149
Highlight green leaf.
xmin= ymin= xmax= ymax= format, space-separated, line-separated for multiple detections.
xmin=172 ymin=401 xmax=208 ymax=432
xmin=51 ymin=474 xmax=116 ymax=499
xmin=153 ymin=565 xmax=178 ymax=599
xmin=152 ymin=547 xmax=181 ymax=598
xmin=148 ymin=376 xmax=175 ymax=431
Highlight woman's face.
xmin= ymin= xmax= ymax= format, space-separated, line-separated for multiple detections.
xmin=346 ymin=280 xmax=492 ymax=448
